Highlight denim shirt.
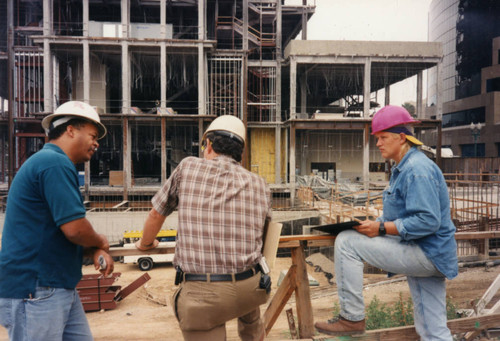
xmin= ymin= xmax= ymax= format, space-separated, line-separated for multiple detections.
xmin=379 ymin=147 xmax=458 ymax=279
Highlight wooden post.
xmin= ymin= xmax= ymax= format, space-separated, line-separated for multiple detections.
xmin=478 ymin=216 xmax=489 ymax=260
xmin=291 ymin=241 xmax=314 ymax=338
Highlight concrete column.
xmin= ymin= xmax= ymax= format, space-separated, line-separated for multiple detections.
xmin=83 ymin=46 xmax=90 ymax=104
xmin=43 ymin=0 xmax=53 ymax=113
xmin=243 ymin=0 xmax=248 ymax=51
xmin=161 ymin=117 xmax=167 ymax=184
xmin=363 ymin=124 xmax=370 ymax=188
xmin=121 ymin=0 xmax=129 ymax=38
xmin=7 ymin=0 xmax=14 ymax=186
xmin=417 ymin=71 xmax=423 ymax=118
xmin=121 ymin=0 xmax=131 ymax=197
xmin=275 ymin=0 xmax=282 ymax=181
xmin=122 ymin=117 xmax=130 ymax=200
xmin=290 ymin=57 xmax=297 ymax=119
xmin=121 ymin=44 xmax=130 ymax=114
xmin=121 ymin=0 xmax=130 ymax=114
xmin=198 ymin=0 xmax=206 ymax=115
xmin=290 ymin=123 xmax=296 ymax=203
xmin=436 ymin=61 xmax=443 ymax=120
xmin=160 ymin=0 xmax=167 ymax=110
xmin=275 ymin=125 xmax=281 ymax=184
xmin=276 ymin=0 xmax=282 ymax=58
xmin=301 ymin=0 xmax=307 ymax=40
xmin=300 ymin=73 xmax=307 ymax=116
xmin=83 ymin=14 xmax=91 ymax=197
xmin=363 ymin=58 xmax=371 ymax=117
xmin=275 ymin=1 xmax=283 ymax=183
xmin=82 ymin=0 xmax=89 ymax=36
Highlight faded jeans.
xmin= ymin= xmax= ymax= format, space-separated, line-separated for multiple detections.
xmin=335 ymin=230 xmax=452 ymax=341
xmin=0 ymin=286 xmax=92 ymax=341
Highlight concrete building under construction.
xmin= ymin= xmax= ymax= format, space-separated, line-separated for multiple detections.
xmin=0 ymin=0 xmax=444 ymax=207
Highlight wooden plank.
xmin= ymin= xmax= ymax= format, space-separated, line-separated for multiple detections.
xmin=455 ymin=231 xmax=500 ymax=240
xmin=472 ymin=274 xmax=500 ymax=316
xmin=313 ymin=313 xmax=500 ymax=341
xmin=115 ymin=273 xmax=151 ymax=301
xmin=107 ymin=231 xmax=498 ymax=259
xmin=264 ymin=265 xmax=297 ymax=335
xmin=292 ymin=243 xmax=314 ymax=338
xmin=112 ymin=200 xmax=128 ymax=209
xmin=463 ymin=274 xmax=500 ymax=340
xmin=279 ymin=235 xmax=337 ymax=242
xmin=108 ymin=245 xmax=175 ymax=257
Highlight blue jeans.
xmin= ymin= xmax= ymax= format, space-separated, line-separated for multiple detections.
xmin=334 ymin=230 xmax=452 ymax=341
xmin=0 ymin=286 xmax=92 ymax=341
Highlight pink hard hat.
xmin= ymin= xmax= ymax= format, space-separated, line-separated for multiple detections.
xmin=371 ymin=105 xmax=420 ymax=135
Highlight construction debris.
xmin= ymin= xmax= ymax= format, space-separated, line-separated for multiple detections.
xmin=76 ymin=272 xmax=151 ymax=312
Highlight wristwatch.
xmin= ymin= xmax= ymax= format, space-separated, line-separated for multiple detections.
xmin=379 ymin=222 xmax=386 ymax=236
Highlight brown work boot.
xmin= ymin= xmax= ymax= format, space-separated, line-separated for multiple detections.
xmin=315 ymin=315 xmax=365 ymax=336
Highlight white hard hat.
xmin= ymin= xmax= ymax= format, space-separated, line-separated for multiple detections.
xmin=42 ymin=101 xmax=107 ymax=139
xmin=202 ymin=115 xmax=246 ymax=145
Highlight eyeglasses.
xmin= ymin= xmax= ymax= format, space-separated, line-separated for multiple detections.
xmin=201 ymin=139 xmax=211 ymax=152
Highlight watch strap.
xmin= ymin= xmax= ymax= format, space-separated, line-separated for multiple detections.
xmin=379 ymin=222 xmax=386 ymax=236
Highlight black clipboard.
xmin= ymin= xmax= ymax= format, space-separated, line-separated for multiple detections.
xmin=311 ymin=221 xmax=360 ymax=235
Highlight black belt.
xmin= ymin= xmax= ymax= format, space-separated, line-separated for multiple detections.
xmin=183 ymin=265 xmax=260 ymax=282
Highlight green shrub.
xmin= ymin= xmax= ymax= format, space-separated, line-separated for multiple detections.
xmin=331 ymin=294 xmax=459 ymax=330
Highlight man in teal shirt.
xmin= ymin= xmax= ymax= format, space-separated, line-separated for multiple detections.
xmin=0 ymin=101 xmax=114 ymax=341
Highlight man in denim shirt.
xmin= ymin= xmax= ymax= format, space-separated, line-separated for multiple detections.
xmin=315 ymin=105 xmax=458 ymax=341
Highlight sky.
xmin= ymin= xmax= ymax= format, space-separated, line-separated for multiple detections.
xmin=305 ymin=0 xmax=433 ymax=42
xmin=292 ymin=0 xmax=435 ymax=106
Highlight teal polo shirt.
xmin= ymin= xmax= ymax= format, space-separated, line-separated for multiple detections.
xmin=0 ymin=143 xmax=86 ymax=298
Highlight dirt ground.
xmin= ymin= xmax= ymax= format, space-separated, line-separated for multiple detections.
xmin=2 ymin=257 xmax=498 ymax=341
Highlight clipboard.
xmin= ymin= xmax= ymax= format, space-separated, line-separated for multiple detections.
xmin=311 ymin=221 xmax=360 ymax=235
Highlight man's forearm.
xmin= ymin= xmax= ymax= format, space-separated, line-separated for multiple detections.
xmin=61 ymin=217 xmax=108 ymax=250
xmin=141 ymin=208 xmax=167 ymax=246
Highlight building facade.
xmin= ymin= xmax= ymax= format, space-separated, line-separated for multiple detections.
xmin=426 ymin=0 xmax=500 ymax=157
xmin=1 ymin=0 xmax=444 ymax=206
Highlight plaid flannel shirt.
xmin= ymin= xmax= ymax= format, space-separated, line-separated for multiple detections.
xmin=152 ymin=155 xmax=272 ymax=274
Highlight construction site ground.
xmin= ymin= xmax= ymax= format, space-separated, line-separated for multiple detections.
xmin=1 ymin=257 xmax=497 ymax=341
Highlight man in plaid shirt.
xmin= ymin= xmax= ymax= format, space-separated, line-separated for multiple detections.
xmin=136 ymin=115 xmax=272 ymax=341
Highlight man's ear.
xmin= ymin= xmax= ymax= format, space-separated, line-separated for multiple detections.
xmin=399 ymin=133 xmax=408 ymax=145
xmin=66 ymin=124 xmax=75 ymax=137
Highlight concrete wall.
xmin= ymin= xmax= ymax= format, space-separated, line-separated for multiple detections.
xmin=285 ymin=40 xmax=442 ymax=59
xmin=295 ymin=130 xmax=385 ymax=182
xmin=75 ymin=55 xmax=107 ymax=110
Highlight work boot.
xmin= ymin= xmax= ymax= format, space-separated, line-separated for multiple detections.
xmin=315 ymin=315 xmax=365 ymax=336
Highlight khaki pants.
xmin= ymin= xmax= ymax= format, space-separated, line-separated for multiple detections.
xmin=172 ymin=272 xmax=269 ymax=341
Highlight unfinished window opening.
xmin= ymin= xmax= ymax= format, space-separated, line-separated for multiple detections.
xmin=213 ymin=1 xmax=243 ymax=50
xmin=90 ymin=124 xmax=123 ymax=186
xmin=131 ymin=51 xmax=161 ymax=114
xmin=166 ymin=123 xmax=199 ymax=178
xmin=14 ymin=51 xmax=44 ymax=118
xmin=295 ymin=64 xmax=364 ymax=118
xmin=53 ymin=1 xmax=83 ymax=36
xmin=131 ymin=121 xmax=161 ymax=185
xmin=165 ymin=52 xmax=198 ymax=115
xmin=248 ymin=66 xmax=276 ymax=122
xmin=372 ymin=61 xmax=432 ymax=109
xmin=208 ymin=55 xmax=243 ymax=118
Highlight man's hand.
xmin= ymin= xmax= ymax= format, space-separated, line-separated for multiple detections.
xmin=354 ymin=220 xmax=380 ymax=238
xmin=135 ymin=238 xmax=159 ymax=251
xmin=93 ymin=249 xmax=114 ymax=277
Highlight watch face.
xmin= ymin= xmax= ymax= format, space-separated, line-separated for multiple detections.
xmin=379 ymin=223 xmax=386 ymax=236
